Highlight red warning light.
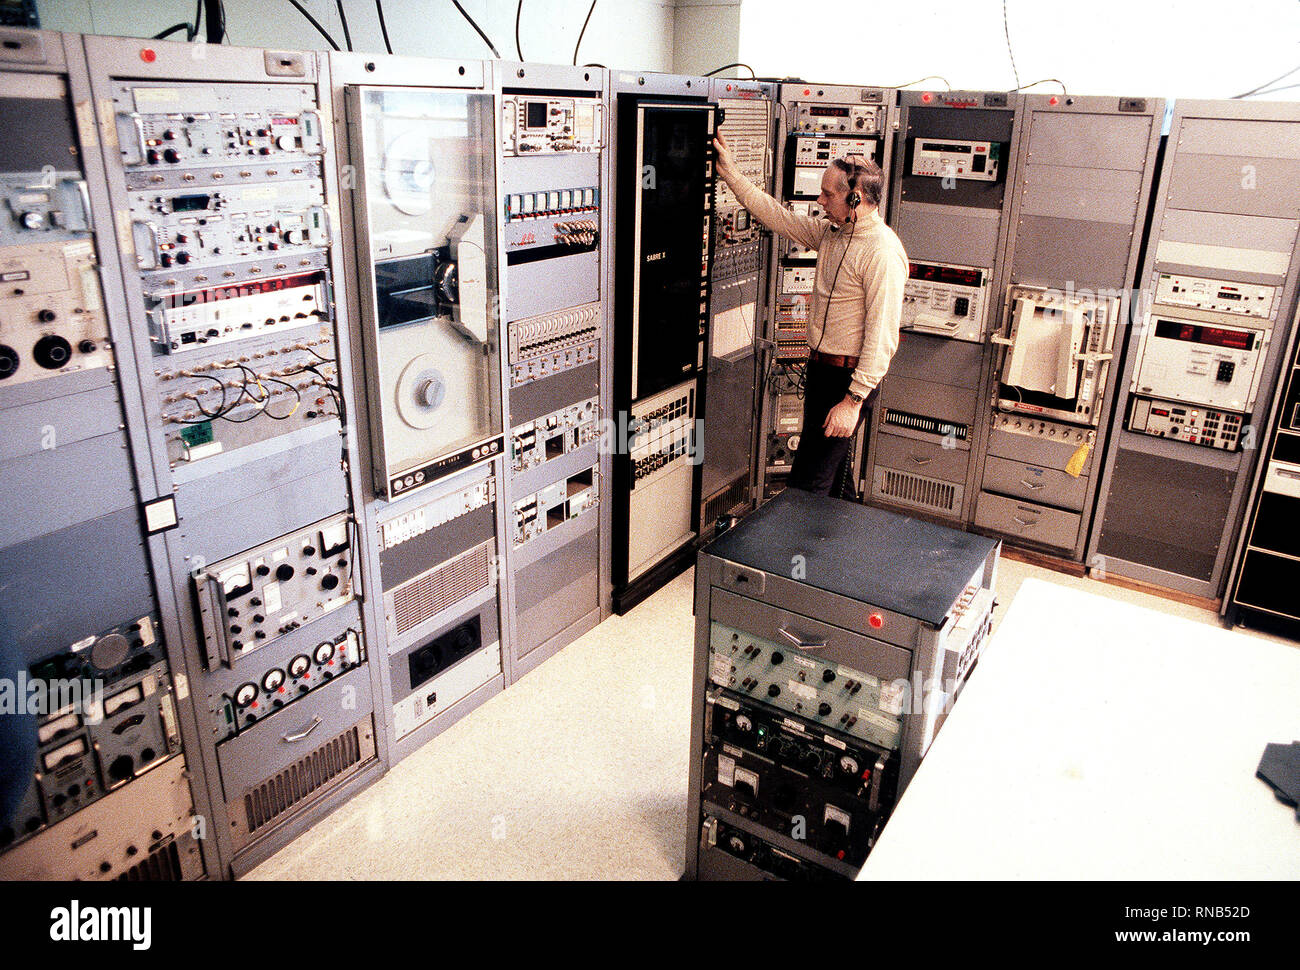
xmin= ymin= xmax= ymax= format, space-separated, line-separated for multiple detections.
xmin=726 ymin=84 xmax=733 ymax=92
xmin=869 ymin=612 xmax=884 ymax=629
xmin=921 ymin=92 xmax=933 ymax=103
xmin=803 ymin=88 xmax=811 ymax=96
xmin=1049 ymin=95 xmax=1060 ymax=106
xmin=140 ymin=48 xmax=157 ymax=63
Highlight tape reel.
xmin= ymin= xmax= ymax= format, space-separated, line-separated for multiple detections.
xmin=382 ymin=128 xmax=436 ymax=217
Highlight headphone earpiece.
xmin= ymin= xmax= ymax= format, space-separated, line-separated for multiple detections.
xmin=846 ymin=190 xmax=861 ymax=209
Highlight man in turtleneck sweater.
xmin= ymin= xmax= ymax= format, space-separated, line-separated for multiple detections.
xmin=714 ymin=131 xmax=907 ymax=495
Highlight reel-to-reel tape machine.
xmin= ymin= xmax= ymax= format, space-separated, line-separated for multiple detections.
xmin=346 ymin=85 xmax=503 ymax=499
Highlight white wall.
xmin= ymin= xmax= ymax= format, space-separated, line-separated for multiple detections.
xmin=738 ymin=0 xmax=1300 ymax=100
xmin=672 ymin=0 xmax=741 ymax=77
xmin=35 ymin=0 xmax=678 ymax=72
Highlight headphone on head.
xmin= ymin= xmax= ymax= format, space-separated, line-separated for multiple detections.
xmin=836 ymin=156 xmax=862 ymax=217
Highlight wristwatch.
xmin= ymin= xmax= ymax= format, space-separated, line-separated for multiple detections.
xmin=848 ymin=390 xmax=866 ymax=404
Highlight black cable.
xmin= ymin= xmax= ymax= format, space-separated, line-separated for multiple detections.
xmin=335 ymin=0 xmax=353 ymax=51
xmin=451 ymin=0 xmax=501 ymax=58
xmin=704 ymin=62 xmax=756 ymax=79
xmin=515 ymin=0 xmax=524 ymax=60
xmin=288 ymin=0 xmax=341 ymax=51
xmin=192 ymin=0 xmax=203 ymax=39
xmin=1017 ymin=78 xmax=1067 ymax=94
xmin=573 ymin=0 xmax=596 ymax=66
xmin=1233 ymin=63 xmax=1300 ymax=99
xmin=582 ymin=62 xmax=606 ymax=68
xmin=375 ymin=0 xmax=393 ymax=54
xmin=1002 ymin=0 xmax=1021 ymax=92
xmin=153 ymin=23 xmax=193 ymax=40
xmin=260 ymin=377 xmax=302 ymax=420
xmin=203 ymin=0 xmax=226 ymax=43
xmin=193 ymin=374 xmax=230 ymax=418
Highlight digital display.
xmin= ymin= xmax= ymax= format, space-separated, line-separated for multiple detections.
xmin=1155 ymin=319 xmax=1256 ymax=350
xmin=921 ymin=141 xmax=970 ymax=153
xmin=1151 ymin=407 xmax=1170 ymax=417
xmin=908 ymin=262 xmax=982 ymax=287
xmin=809 ymin=106 xmax=850 ymax=117
xmin=171 ymin=194 xmax=211 ymax=212
xmin=525 ymin=101 xmax=548 ymax=129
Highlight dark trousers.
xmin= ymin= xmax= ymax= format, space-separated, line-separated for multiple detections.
xmin=788 ymin=360 xmax=874 ymax=496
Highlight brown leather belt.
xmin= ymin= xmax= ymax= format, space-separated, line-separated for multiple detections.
xmin=808 ymin=349 xmax=860 ymax=369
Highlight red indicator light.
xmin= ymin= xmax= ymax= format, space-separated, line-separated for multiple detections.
xmin=140 ymin=48 xmax=156 ymax=63
xmin=278 ymin=686 xmax=286 ymax=693
xmin=250 ymin=701 xmax=259 ymax=709
xmin=1049 ymin=95 xmax=1059 ymax=106
xmin=921 ymin=92 xmax=933 ymax=103
xmin=869 ymin=613 xmax=884 ymax=629
xmin=862 ymin=769 xmax=872 ymax=782
xmin=837 ymin=850 xmax=846 ymax=860
xmin=726 ymin=84 xmax=733 ymax=92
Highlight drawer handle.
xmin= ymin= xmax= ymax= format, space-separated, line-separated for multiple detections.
xmin=1013 ymin=516 xmax=1038 ymax=528
xmin=282 ymin=715 xmax=323 ymax=744
xmin=779 ymin=625 xmax=828 ymax=649
xmin=1018 ymin=479 xmax=1044 ymax=489
xmin=909 ymin=455 xmax=933 ymax=466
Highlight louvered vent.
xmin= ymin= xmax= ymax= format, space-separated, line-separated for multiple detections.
xmin=392 ymin=541 xmax=493 ymax=637
xmin=705 ymin=475 xmax=750 ymax=525
xmin=242 ymin=726 xmax=363 ymax=833
xmin=876 ymin=468 xmax=958 ymax=513
xmin=115 ymin=839 xmax=183 ymax=881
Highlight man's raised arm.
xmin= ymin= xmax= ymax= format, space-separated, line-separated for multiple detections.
xmin=714 ymin=131 xmax=823 ymax=253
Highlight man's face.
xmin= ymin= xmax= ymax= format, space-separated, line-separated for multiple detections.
xmin=818 ymin=166 xmax=853 ymax=225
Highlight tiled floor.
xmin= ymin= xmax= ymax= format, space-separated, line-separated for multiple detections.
xmin=246 ymin=558 xmax=1296 ymax=880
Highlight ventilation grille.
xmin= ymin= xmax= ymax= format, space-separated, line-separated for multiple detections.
xmin=876 ymin=468 xmax=958 ymax=513
xmin=705 ymin=475 xmax=750 ymax=524
xmin=882 ymin=408 xmax=969 ymax=440
xmin=242 ymin=726 xmax=363 ymax=834
xmin=391 ymin=541 xmax=493 ymax=636
xmin=115 ymin=839 xmax=183 ymax=881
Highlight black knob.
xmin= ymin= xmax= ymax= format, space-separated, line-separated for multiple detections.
xmin=33 ymin=335 xmax=72 ymax=370
xmin=305 ymin=567 xmax=318 ymax=575
xmin=770 ymin=651 xmax=783 ymax=665
xmin=229 ymin=625 xmax=242 ymax=634
xmin=823 ymin=669 xmax=836 ymax=683
xmin=275 ymin=563 xmax=295 ymax=581
xmin=250 ymin=597 xmax=262 ymax=606
xmin=252 ymin=614 xmax=265 ymax=623
xmin=336 ymin=558 xmax=348 ymax=568
xmin=0 ymin=345 xmax=18 ymax=380
xmin=100 ymin=861 xmax=112 ymax=873
xmin=78 ymin=340 xmax=96 ymax=354
xmin=321 ymin=574 xmax=340 ymax=591
xmin=228 ymin=608 xmax=239 ymax=617
xmin=126 ymin=844 xmax=138 ymax=856
xmin=255 ymin=565 xmax=269 ymax=577
xmin=37 ymin=308 xmax=56 ymax=323
xmin=162 ymin=148 xmax=180 ymax=163
xmin=159 ymin=252 xmax=173 ymax=267
xmin=818 ymin=702 xmax=832 ymax=717
xmin=146 ymin=149 xmax=160 ymax=164
xmin=175 ymin=252 xmax=190 ymax=265
xmin=303 ymin=546 xmax=316 ymax=555
xmin=767 ymin=684 xmax=780 ymax=698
